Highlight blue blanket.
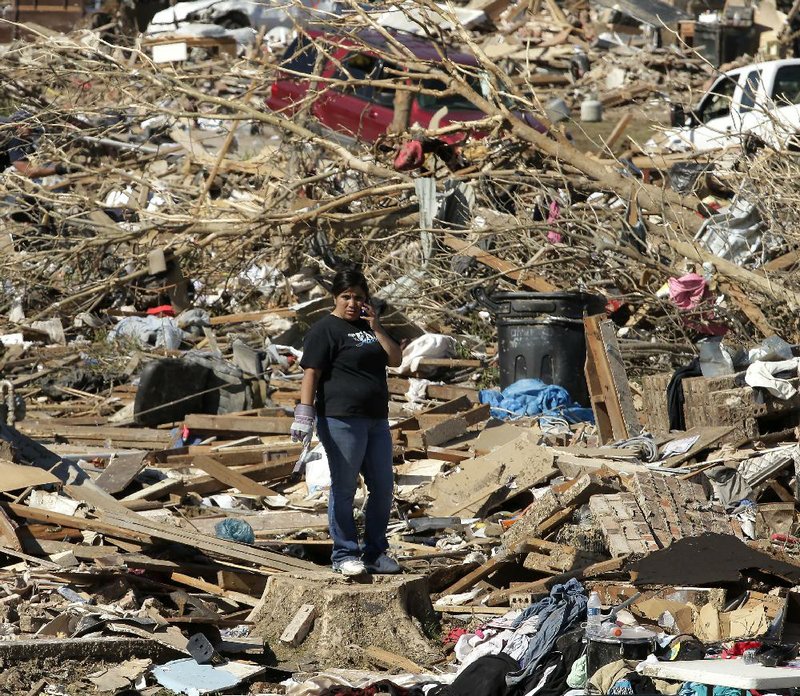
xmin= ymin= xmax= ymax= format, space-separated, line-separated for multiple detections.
xmin=479 ymin=378 xmax=594 ymax=423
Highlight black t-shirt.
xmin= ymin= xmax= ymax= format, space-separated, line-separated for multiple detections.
xmin=300 ymin=314 xmax=389 ymax=418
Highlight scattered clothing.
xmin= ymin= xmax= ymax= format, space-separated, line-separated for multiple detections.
xmin=430 ymin=653 xmax=519 ymax=696
xmin=108 ymin=315 xmax=183 ymax=350
xmin=444 ymin=628 xmax=468 ymax=645
xmin=506 ymin=579 xmax=587 ymax=686
xmin=566 ymin=655 xmax=587 ymax=689
xmin=703 ymin=466 xmax=753 ymax=512
xmin=608 ymin=672 xmax=658 ymax=695
xmin=744 ymin=358 xmax=800 ymax=399
xmin=512 ymin=629 xmax=585 ymax=696
xmin=480 ymin=379 xmax=593 ymax=423
xmin=666 ymin=358 xmax=702 ymax=431
xmin=393 ymin=334 xmax=456 ymax=377
xmin=322 ymin=680 xmax=430 ymax=696
xmin=456 ymin=629 xmax=514 ymax=671
xmin=666 ymin=273 xmax=728 ymax=336
xmin=668 ymin=273 xmax=707 ymax=310
xmin=678 ymin=683 xmax=743 ymax=696
xmin=546 ymin=200 xmax=562 ymax=243
xmin=589 ymin=660 xmax=639 ymax=694
xmin=719 ymin=641 xmax=762 ymax=659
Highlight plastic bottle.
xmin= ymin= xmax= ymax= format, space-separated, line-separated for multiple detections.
xmin=586 ymin=591 xmax=602 ymax=637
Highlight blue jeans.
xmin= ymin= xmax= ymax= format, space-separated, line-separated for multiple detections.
xmin=316 ymin=417 xmax=393 ymax=565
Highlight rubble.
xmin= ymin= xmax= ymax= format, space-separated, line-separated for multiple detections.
xmin=4 ymin=0 xmax=800 ymax=692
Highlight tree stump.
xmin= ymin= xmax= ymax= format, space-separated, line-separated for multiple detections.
xmin=248 ymin=572 xmax=441 ymax=668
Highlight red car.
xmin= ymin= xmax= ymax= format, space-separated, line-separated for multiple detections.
xmin=266 ymin=30 xmax=490 ymax=145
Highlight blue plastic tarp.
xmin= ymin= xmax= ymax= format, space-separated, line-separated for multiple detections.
xmin=479 ymin=378 xmax=594 ymax=423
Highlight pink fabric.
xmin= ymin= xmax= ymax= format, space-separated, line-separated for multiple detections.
xmin=546 ymin=200 xmax=561 ymax=243
xmin=668 ymin=273 xmax=728 ymax=336
xmin=394 ymin=140 xmax=424 ymax=171
xmin=668 ymin=273 xmax=708 ymax=310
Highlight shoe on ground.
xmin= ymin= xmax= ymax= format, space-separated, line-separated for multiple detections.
xmin=333 ymin=558 xmax=366 ymax=576
xmin=365 ymin=554 xmax=401 ymax=574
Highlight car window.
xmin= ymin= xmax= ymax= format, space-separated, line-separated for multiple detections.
xmin=697 ymin=75 xmax=737 ymax=124
xmin=739 ymin=70 xmax=761 ymax=113
xmin=772 ymin=64 xmax=800 ymax=105
xmin=371 ymin=61 xmax=400 ymax=108
xmin=332 ymin=52 xmax=380 ymax=100
xmin=281 ymin=35 xmax=318 ymax=75
xmin=417 ymin=78 xmax=478 ymax=112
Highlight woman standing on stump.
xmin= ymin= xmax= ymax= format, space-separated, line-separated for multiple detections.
xmin=291 ymin=269 xmax=403 ymax=576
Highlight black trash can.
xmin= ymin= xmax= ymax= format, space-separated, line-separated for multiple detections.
xmin=474 ymin=289 xmax=607 ymax=406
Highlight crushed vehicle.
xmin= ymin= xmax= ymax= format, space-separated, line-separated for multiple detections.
xmin=266 ymin=29 xmax=533 ymax=146
xmin=656 ymin=58 xmax=800 ymax=152
xmin=145 ymin=0 xmax=340 ymax=47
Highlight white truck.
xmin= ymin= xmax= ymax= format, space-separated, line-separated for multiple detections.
xmin=658 ymin=58 xmax=800 ymax=152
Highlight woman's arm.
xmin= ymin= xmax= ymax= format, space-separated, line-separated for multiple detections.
xmin=300 ymin=367 xmax=322 ymax=405
xmin=363 ymin=306 xmax=402 ymax=367
xmin=372 ymin=324 xmax=403 ymax=368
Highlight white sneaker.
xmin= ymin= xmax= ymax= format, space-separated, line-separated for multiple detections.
xmin=365 ymin=554 xmax=401 ymax=574
xmin=334 ymin=558 xmax=366 ymax=576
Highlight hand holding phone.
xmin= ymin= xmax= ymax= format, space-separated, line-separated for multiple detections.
xmin=360 ymin=302 xmax=376 ymax=323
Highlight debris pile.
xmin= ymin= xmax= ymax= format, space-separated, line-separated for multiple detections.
xmin=3 ymin=0 xmax=800 ymax=692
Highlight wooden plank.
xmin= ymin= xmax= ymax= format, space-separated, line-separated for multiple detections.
xmin=5 ymin=504 xmax=155 ymax=544
xmin=424 ymin=446 xmax=472 ymax=463
xmin=462 ymin=404 xmax=491 ymax=426
xmin=0 ymin=506 xmax=22 ymax=552
xmin=168 ymin=571 xmax=259 ymax=607
xmin=209 ymin=308 xmax=293 ymax=326
xmin=407 ymin=415 xmax=467 ymax=450
xmin=421 ymin=395 xmax=473 ymax=415
xmin=19 ymin=538 xmax=127 ymax=560
xmin=363 ymin=646 xmax=423 ymax=674
xmin=95 ymin=452 xmax=147 ymax=495
xmin=661 ymin=426 xmax=734 ymax=468
xmin=192 ymin=455 xmax=276 ymax=497
xmin=439 ymin=553 xmax=514 ymax=597
xmin=190 ymin=511 xmax=329 ymax=536
xmin=98 ymin=510 xmax=320 ymax=573
xmin=413 ymin=358 xmax=482 ymax=369
xmin=584 ymin=314 xmax=641 ymax=444
xmin=433 ymin=604 xmax=510 ymax=616
xmin=0 ymin=544 xmax=61 ymax=570
xmin=605 ymin=112 xmax=634 ymax=150
xmin=763 ymin=249 xmax=800 ymax=272
xmin=121 ymin=477 xmax=185 ymax=502
xmin=184 ymin=414 xmax=294 ymax=435
xmin=486 ymin=556 xmax=628 ymax=606
xmin=719 ymin=281 xmax=774 ymax=338
xmin=387 ymin=378 xmax=479 ymax=403
xmin=159 ymin=444 xmax=301 ymax=468
xmin=176 ymin=456 xmax=296 ymax=497
xmin=441 ymin=234 xmax=558 ymax=292
xmin=15 ymin=422 xmax=172 ymax=448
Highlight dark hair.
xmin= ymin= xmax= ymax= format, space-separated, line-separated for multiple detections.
xmin=331 ymin=268 xmax=369 ymax=298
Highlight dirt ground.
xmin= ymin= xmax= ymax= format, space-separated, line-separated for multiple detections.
xmin=566 ymin=102 xmax=670 ymax=154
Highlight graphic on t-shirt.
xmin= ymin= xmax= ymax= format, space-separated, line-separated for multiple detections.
xmin=349 ymin=331 xmax=378 ymax=347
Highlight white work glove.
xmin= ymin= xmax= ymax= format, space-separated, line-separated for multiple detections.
xmin=290 ymin=404 xmax=315 ymax=447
